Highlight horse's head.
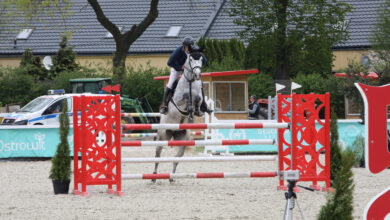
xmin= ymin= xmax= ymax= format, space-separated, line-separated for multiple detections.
xmin=184 ymin=46 xmax=204 ymax=81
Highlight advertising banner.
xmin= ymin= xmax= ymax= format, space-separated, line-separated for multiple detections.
xmin=215 ymin=120 xmax=389 ymax=153
xmin=0 ymin=126 xmax=74 ymax=158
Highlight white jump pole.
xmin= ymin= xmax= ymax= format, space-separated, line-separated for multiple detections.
xmin=121 ymin=113 xmax=161 ymax=117
xmin=122 ymin=171 xmax=278 ymax=180
xmin=122 ymin=155 xmax=276 ymax=163
xmin=123 ymin=122 xmax=289 ymax=130
xmin=122 ymin=139 xmax=275 ymax=147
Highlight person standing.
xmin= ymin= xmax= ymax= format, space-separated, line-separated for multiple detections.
xmin=248 ymin=95 xmax=260 ymax=120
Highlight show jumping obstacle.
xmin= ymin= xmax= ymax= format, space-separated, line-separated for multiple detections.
xmin=72 ymin=93 xmax=330 ymax=196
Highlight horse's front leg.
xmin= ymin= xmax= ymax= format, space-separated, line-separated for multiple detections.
xmin=194 ymin=95 xmax=202 ymax=116
xmin=183 ymin=93 xmax=193 ymax=120
xmin=152 ymin=145 xmax=163 ymax=183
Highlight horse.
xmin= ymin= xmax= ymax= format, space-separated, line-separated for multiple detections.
xmin=153 ymin=48 xmax=205 ymax=182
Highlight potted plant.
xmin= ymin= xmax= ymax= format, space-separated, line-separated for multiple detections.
xmin=49 ymin=102 xmax=71 ymax=194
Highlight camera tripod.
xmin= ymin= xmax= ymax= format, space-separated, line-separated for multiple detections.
xmin=283 ymin=180 xmax=305 ymax=220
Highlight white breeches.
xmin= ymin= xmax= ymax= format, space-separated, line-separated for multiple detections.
xmin=167 ymin=68 xmax=181 ymax=89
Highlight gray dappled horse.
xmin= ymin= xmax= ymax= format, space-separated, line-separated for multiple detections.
xmin=153 ymin=49 xmax=204 ymax=182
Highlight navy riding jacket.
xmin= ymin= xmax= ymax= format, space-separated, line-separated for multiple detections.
xmin=167 ymin=46 xmax=207 ymax=71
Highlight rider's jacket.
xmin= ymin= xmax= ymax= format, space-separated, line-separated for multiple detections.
xmin=168 ymin=46 xmax=207 ymax=71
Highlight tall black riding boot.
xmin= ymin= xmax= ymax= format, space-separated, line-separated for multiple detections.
xmin=200 ymin=87 xmax=213 ymax=114
xmin=159 ymin=87 xmax=174 ymax=115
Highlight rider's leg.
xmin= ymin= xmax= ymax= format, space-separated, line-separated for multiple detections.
xmin=200 ymin=85 xmax=213 ymax=114
xmin=159 ymin=68 xmax=180 ymax=114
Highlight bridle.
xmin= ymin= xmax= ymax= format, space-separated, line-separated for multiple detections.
xmin=183 ymin=53 xmax=202 ymax=82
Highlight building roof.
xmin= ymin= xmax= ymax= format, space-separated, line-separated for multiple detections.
xmin=0 ymin=0 xmax=383 ymax=56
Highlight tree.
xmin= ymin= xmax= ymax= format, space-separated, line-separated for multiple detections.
xmin=318 ymin=149 xmax=355 ymax=220
xmin=229 ymin=0 xmax=352 ymax=79
xmin=20 ymin=49 xmax=49 ymax=81
xmin=88 ymin=0 xmax=159 ymax=81
xmin=0 ymin=0 xmax=72 ymax=37
xmin=50 ymin=36 xmax=79 ymax=78
xmin=49 ymin=102 xmax=71 ymax=182
xmin=330 ymin=109 xmax=342 ymax=185
xmin=371 ymin=0 xmax=390 ymax=85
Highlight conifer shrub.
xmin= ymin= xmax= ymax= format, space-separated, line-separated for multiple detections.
xmin=49 ymin=103 xmax=71 ymax=182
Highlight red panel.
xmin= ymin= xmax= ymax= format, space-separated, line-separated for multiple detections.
xmin=357 ymin=83 xmax=390 ymax=174
xmin=73 ymin=95 xmax=122 ymax=196
xmin=143 ymin=173 xmax=170 ymax=179
xmin=196 ymin=173 xmax=224 ymax=178
xmin=278 ymin=93 xmax=330 ymax=190
xmin=235 ymin=123 xmax=263 ymax=129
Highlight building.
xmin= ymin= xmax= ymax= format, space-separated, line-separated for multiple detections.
xmin=0 ymin=0 xmax=384 ymax=71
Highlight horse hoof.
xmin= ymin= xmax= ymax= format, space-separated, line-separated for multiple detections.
xmin=169 ymin=178 xmax=175 ymax=183
xmin=151 ymin=179 xmax=156 ymax=183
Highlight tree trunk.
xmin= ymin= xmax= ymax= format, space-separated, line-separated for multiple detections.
xmin=275 ymin=0 xmax=289 ymax=80
xmin=88 ymin=0 xmax=159 ymax=80
xmin=113 ymin=39 xmax=130 ymax=81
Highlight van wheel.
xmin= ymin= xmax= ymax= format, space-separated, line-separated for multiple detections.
xmin=33 ymin=123 xmax=43 ymax=125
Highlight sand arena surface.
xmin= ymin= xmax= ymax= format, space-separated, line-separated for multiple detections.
xmin=1 ymin=147 xmax=389 ymax=220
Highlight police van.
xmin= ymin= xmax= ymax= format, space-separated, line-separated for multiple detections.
xmin=1 ymin=90 xmax=100 ymax=126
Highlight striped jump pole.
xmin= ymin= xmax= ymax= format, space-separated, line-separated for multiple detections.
xmin=123 ymin=122 xmax=289 ymax=130
xmin=122 ymin=155 xmax=276 ymax=163
xmin=121 ymin=131 xmax=204 ymax=138
xmin=122 ymin=139 xmax=275 ymax=147
xmin=122 ymin=171 xmax=278 ymax=180
xmin=122 ymin=113 xmax=161 ymax=117
xmin=122 ymin=133 xmax=158 ymax=138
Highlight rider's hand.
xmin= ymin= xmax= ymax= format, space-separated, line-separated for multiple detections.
xmin=181 ymin=64 xmax=184 ymax=70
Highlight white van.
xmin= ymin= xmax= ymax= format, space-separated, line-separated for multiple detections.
xmin=0 ymin=90 xmax=107 ymax=126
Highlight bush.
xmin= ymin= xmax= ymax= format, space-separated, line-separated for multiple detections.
xmin=49 ymin=103 xmax=71 ymax=182
xmin=351 ymin=134 xmax=365 ymax=167
xmin=121 ymin=63 xmax=168 ymax=111
xmin=318 ymin=149 xmax=355 ymax=220
xmin=0 ymin=67 xmax=52 ymax=106
xmin=248 ymin=73 xmax=274 ymax=99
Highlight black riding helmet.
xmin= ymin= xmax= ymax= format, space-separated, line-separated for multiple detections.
xmin=182 ymin=36 xmax=194 ymax=46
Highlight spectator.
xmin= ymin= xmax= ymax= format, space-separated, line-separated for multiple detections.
xmin=248 ymin=95 xmax=260 ymax=120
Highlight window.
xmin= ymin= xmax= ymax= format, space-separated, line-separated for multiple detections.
xmin=16 ymin=29 xmax=33 ymax=39
xmin=165 ymin=26 xmax=182 ymax=37
xmin=346 ymin=97 xmax=361 ymax=116
xmin=105 ymin=27 xmax=123 ymax=38
xmin=213 ymin=82 xmax=246 ymax=112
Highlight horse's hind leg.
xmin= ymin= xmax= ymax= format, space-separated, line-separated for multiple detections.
xmin=170 ymin=146 xmax=186 ymax=183
xmin=170 ymin=130 xmax=188 ymax=183
xmin=152 ymin=146 xmax=163 ymax=183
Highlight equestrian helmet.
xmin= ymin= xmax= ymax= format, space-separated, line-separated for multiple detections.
xmin=182 ymin=36 xmax=194 ymax=46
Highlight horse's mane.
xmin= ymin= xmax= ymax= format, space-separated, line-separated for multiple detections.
xmin=190 ymin=52 xmax=202 ymax=60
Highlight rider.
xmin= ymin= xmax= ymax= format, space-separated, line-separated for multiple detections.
xmin=159 ymin=36 xmax=213 ymax=115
